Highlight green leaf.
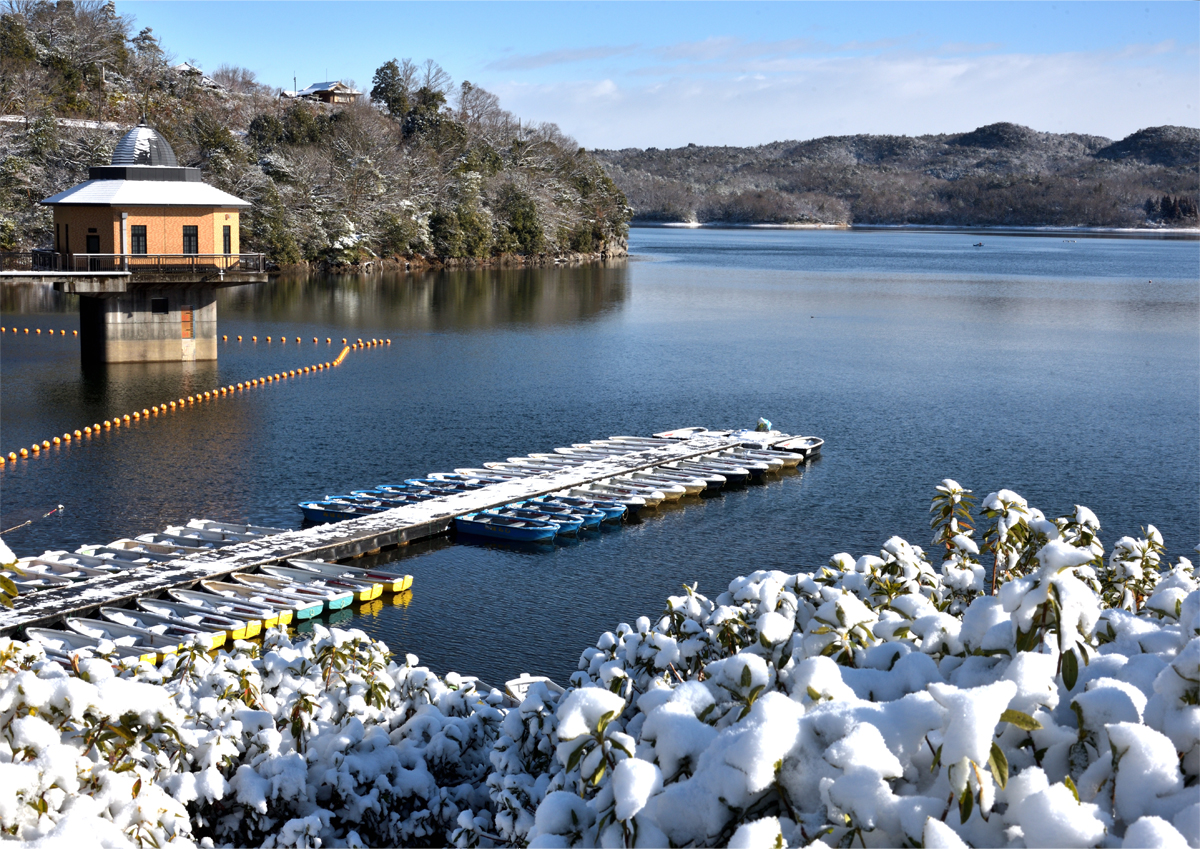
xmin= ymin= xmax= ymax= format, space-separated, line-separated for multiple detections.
xmin=740 ymin=664 xmax=752 ymax=688
xmin=1062 ymin=648 xmax=1079 ymax=691
xmin=132 ymin=777 xmax=142 ymax=798
xmin=806 ymin=686 xmax=822 ymax=702
xmin=1000 ymin=709 xmax=1043 ymax=731
xmin=931 ymin=744 xmax=943 ymax=773
xmin=590 ymin=762 xmax=606 ymax=786
xmin=565 ymin=741 xmax=588 ymax=773
xmin=1063 ymin=776 xmax=1080 ymax=803
xmin=113 ymin=761 xmax=138 ymax=773
xmin=596 ymin=709 xmax=616 ymax=735
xmin=746 ymin=684 xmax=765 ymax=706
xmin=958 ymin=785 xmax=973 ymax=823
xmin=989 ymin=742 xmax=1009 ymax=789
xmin=0 ymin=574 xmax=18 ymax=596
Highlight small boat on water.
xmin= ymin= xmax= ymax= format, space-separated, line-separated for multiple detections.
xmin=625 ymin=470 xmax=707 ymax=494
xmin=185 ymin=518 xmax=287 ymax=538
xmin=26 ymin=627 xmax=155 ymax=664
xmin=505 ymin=672 xmax=566 ymax=703
xmin=170 ymin=587 xmax=290 ymax=629
xmin=567 ymin=485 xmax=649 ymax=512
xmin=78 ymin=542 xmax=182 ymax=563
xmin=536 ymin=493 xmax=627 ymax=522
xmin=261 ymin=563 xmax=381 ymax=602
xmin=455 ymin=511 xmax=559 ymax=542
xmin=299 ymin=500 xmax=383 ymax=523
xmin=590 ymin=478 xmax=668 ymax=504
xmin=1 ymin=570 xmax=72 ymax=593
xmin=232 ymin=572 xmax=356 ymax=612
xmin=17 ymin=556 xmax=120 ymax=582
xmin=284 ymin=559 xmax=412 ymax=594
xmin=729 ymin=446 xmax=805 ymax=468
xmin=64 ymin=617 xmax=183 ymax=662
xmin=133 ymin=533 xmax=214 ymax=554
xmin=99 ymin=606 xmax=225 ymax=650
xmin=714 ymin=449 xmax=782 ymax=473
xmin=404 ymin=477 xmax=488 ymax=491
xmin=452 ymin=467 xmax=532 ymax=481
xmin=527 ymin=498 xmax=605 ymax=528
xmin=490 ymin=505 xmax=582 ymax=535
xmin=429 ymin=471 xmax=513 ymax=485
xmin=202 ymin=579 xmax=323 ymax=620
xmin=137 ymin=597 xmax=254 ymax=640
xmin=773 ymin=435 xmax=823 ymax=457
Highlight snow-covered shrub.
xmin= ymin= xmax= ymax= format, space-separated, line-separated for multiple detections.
xmin=2 ymin=484 xmax=1197 ymax=848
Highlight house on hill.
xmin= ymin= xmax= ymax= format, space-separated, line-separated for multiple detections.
xmin=284 ymin=81 xmax=362 ymax=104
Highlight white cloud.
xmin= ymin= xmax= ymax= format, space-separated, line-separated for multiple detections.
xmin=488 ymin=46 xmax=1198 ymax=149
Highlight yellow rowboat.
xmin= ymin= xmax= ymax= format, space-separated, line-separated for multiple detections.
xmin=137 ymin=597 xmax=253 ymax=641
xmin=63 ymin=617 xmax=182 ymax=664
xmin=267 ymin=562 xmax=383 ymax=601
xmin=231 ymin=571 xmax=355 ymax=613
xmin=200 ymin=580 xmax=312 ymax=622
xmin=26 ymin=627 xmax=159 ymax=665
xmin=169 ymin=588 xmax=278 ymax=632
xmin=287 ymin=558 xmax=410 ymax=594
xmin=99 ymin=606 xmax=226 ymax=651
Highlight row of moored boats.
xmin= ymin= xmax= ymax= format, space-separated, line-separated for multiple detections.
xmin=298 ymin=428 xmax=823 ymax=542
xmin=7 ymin=518 xmax=413 ymax=667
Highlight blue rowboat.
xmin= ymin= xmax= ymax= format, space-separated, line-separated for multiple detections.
xmin=527 ymin=498 xmax=605 ymax=529
xmin=541 ymin=494 xmax=627 ymax=521
xmin=299 ymin=500 xmax=381 ymax=522
xmin=348 ymin=490 xmax=429 ymax=506
xmin=491 ymin=505 xmax=582 ymax=535
xmin=455 ymin=512 xmax=559 ymax=542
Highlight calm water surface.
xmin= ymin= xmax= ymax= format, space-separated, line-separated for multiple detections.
xmin=2 ymin=229 xmax=1197 ymax=685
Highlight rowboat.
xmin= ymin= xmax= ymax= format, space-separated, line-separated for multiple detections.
xmin=567 ymin=486 xmax=649 ymax=511
xmin=714 ymin=449 xmax=783 ymax=472
xmin=773 ymin=435 xmax=823 ymax=456
xmin=161 ymin=526 xmax=256 ymax=546
xmin=77 ymin=541 xmax=181 ymax=563
xmin=26 ymin=627 xmax=155 ymax=664
xmin=299 ymin=500 xmax=382 ymax=522
xmin=625 ymin=471 xmax=707 ymax=495
xmin=262 ymin=563 xmax=383 ymax=602
xmin=64 ymin=617 xmax=182 ymax=662
xmin=1 ymin=570 xmax=72 ymax=592
xmin=455 ymin=512 xmax=559 ymax=542
xmin=231 ymin=571 xmax=356 ymax=612
xmin=505 ymin=672 xmax=566 ymax=703
xmin=201 ymin=579 xmax=322 ymax=620
xmin=404 ymin=477 xmax=488 ymax=491
xmin=34 ymin=549 xmax=141 ymax=571
xmin=452 ymin=467 xmax=532 ymax=481
xmin=137 ymin=597 xmax=253 ymax=641
xmin=185 ymin=518 xmax=287 ymax=537
xmin=537 ymin=493 xmax=626 ymax=521
xmin=284 ymin=558 xmax=411 ymax=593
xmin=729 ymin=446 xmax=805 ymax=468
xmin=594 ymin=478 xmax=669 ymax=503
xmin=429 ymin=471 xmax=513 ymax=485
xmin=652 ymin=426 xmax=713 ymax=439
xmin=170 ymin=587 xmax=289 ymax=629
xmin=662 ymin=459 xmax=751 ymax=485
xmin=265 ymin=563 xmax=381 ymax=604
xmin=133 ymin=533 xmax=214 ymax=554
xmin=348 ymin=490 xmax=431 ymax=506
xmin=99 ymin=606 xmax=225 ymax=650
xmin=490 ymin=505 xmax=582 ymax=535
xmin=527 ymin=498 xmax=605 ymax=528
xmin=17 ymin=556 xmax=121 ymax=582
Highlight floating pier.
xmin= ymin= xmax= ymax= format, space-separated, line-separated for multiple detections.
xmin=0 ymin=429 xmax=818 ymax=635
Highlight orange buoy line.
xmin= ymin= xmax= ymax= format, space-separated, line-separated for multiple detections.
xmin=2 ymin=345 xmax=363 ymax=467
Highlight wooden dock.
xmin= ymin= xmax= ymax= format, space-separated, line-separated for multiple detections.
xmin=1 ymin=431 xmax=806 ymax=634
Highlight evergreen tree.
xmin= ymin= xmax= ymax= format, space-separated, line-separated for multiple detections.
xmin=370 ymin=59 xmax=410 ymax=118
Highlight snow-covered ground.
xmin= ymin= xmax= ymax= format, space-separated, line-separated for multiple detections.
xmin=2 ymin=482 xmax=1196 ymax=847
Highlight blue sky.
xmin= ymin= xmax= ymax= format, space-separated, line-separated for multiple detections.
xmin=123 ymin=1 xmax=1199 ymax=149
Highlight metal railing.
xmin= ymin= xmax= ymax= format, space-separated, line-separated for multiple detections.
xmin=2 ymin=252 xmax=267 ymax=275
xmin=69 ymin=253 xmax=266 ymax=273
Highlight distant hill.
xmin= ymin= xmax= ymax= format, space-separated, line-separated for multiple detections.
xmin=594 ymin=122 xmax=1200 ymax=228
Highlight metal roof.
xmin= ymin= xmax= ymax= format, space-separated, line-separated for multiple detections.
xmin=111 ymin=125 xmax=179 ymax=167
xmin=297 ymin=80 xmax=361 ymax=96
xmin=41 ymin=180 xmax=251 ymax=208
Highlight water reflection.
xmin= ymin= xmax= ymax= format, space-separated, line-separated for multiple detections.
xmin=219 ymin=262 xmax=629 ymax=331
xmin=0 ymin=282 xmax=74 ymax=314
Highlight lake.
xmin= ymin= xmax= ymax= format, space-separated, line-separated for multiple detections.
xmin=2 ymin=227 xmax=1197 ymax=686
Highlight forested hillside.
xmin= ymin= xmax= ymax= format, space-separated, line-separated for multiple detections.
xmin=596 ymin=123 xmax=1199 ymax=228
xmin=0 ymin=1 xmax=629 ymax=265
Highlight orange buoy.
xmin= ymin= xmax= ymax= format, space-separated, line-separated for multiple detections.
xmin=280 ymin=336 xmax=285 ymax=343
xmin=123 ymin=414 xmax=131 ymax=422
xmin=112 ymin=419 xmax=120 ymax=428
xmin=169 ymin=401 xmax=176 ymax=409
xmin=252 ymin=336 xmax=257 ymax=342
xmin=187 ymin=396 xmax=194 ymax=403
xmin=342 ymin=338 xmax=347 ymax=344
xmin=326 ymin=338 xmax=331 ymax=344
xmin=23 ymin=328 xmax=29 ymax=333
xmin=386 ymin=339 xmax=391 ymax=345
xmin=238 ymin=335 xmax=243 ymax=341
xmin=35 ymin=328 xmax=41 ymax=334
xmin=42 ymin=439 xmax=50 ymax=448
xmin=84 ymin=426 xmax=92 ymax=435
xmin=63 ymin=433 xmax=71 ymax=442
xmin=296 ymin=337 xmax=301 ymax=344
xmin=274 ymin=373 xmax=281 ymax=380
xmin=20 ymin=448 xmax=29 ymax=457
xmin=7 ymin=452 xmax=16 ymax=460
xmin=73 ymin=330 xmax=78 ymax=336
xmin=133 ymin=412 xmax=140 ymax=420
xmin=267 ymin=336 xmax=272 ymax=343
xmin=93 ymin=423 xmax=101 ymax=430
xmin=53 ymin=436 xmax=61 ymax=445
xmin=313 ymin=337 xmax=318 ymax=344
xmin=143 ymin=409 xmax=149 ymax=416
xmin=74 ymin=430 xmax=81 ymax=438
xmin=32 ymin=444 xmax=40 ymax=453
xmin=223 ymin=335 xmax=228 ymax=341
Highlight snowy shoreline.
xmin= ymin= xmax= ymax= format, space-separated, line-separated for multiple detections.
xmin=1 ymin=482 xmax=1196 ymax=848
xmin=632 ymin=221 xmax=1200 ymax=238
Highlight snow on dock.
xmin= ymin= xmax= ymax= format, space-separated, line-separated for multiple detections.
xmin=0 ymin=430 xmax=812 ymax=633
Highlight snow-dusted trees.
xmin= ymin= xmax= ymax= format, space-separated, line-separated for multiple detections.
xmin=4 ymin=484 xmax=1194 ymax=847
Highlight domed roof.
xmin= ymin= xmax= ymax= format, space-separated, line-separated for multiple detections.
xmin=111 ymin=124 xmax=179 ymax=167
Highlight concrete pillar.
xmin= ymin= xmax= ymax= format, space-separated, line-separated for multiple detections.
xmin=78 ymin=285 xmax=218 ymax=364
